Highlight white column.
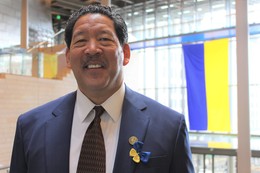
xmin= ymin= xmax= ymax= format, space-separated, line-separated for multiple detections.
xmin=21 ymin=0 xmax=28 ymax=49
xmin=236 ymin=0 xmax=251 ymax=173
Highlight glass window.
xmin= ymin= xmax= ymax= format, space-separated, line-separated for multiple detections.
xmin=249 ymin=36 xmax=260 ymax=135
xmin=0 ymin=54 xmax=11 ymax=73
xmin=211 ymin=0 xmax=227 ymax=29
xmin=131 ymin=6 xmax=144 ymax=40
xmin=10 ymin=54 xmax=23 ymax=75
xmin=144 ymin=47 xmax=156 ymax=99
xmin=181 ymin=0 xmax=196 ymax=34
xmin=249 ymin=0 xmax=260 ymax=24
xmin=196 ymin=0 xmax=211 ymax=31
xmin=228 ymin=0 xmax=236 ymax=27
xmin=155 ymin=46 xmax=169 ymax=88
xmin=168 ymin=44 xmax=186 ymax=114
xmin=145 ymin=3 xmax=155 ymax=39
xmin=22 ymin=53 xmax=32 ymax=76
xmin=124 ymin=49 xmax=145 ymax=93
xmin=168 ymin=1 xmax=182 ymax=36
xmin=157 ymin=88 xmax=170 ymax=106
xmin=156 ymin=2 xmax=169 ymax=38
xmin=156 ymin=46 xmax=169 ymax=106
xmin=0 ymin=53 xmax=32 ymax=75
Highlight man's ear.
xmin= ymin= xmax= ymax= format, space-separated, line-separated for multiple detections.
xmin=65 ymin=48 xmax=72 ymax=68
xmin=123 ymin=44 xmax=131 ymax=66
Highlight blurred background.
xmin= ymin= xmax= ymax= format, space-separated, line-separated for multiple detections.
xmin=0 ymin=0 xmax=260 ymax=172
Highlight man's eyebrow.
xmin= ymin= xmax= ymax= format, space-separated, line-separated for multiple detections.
xmin=72 ymin=31 xmax=85 ymax=38
xmin=98 ymin=30 xmax=114 ymax=35
xmin=72 ymin=29 xmax=114 ymax=38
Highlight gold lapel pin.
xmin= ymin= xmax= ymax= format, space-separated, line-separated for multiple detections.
xmin=129 ymin=136 xmax=138 ymax=145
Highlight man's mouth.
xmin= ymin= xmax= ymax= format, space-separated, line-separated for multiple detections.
xmin=88 ymin=64 xmax=102 ymax=69
xmin=84 ymin=64 xmax=104 ymax=69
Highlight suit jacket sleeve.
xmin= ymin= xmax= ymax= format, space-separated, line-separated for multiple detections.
xmin=171 ymin=116 xmax=194 ymax=173
xmin=10 ymin=117 xmax=27 ymax=173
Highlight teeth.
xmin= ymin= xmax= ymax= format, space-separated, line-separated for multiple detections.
xmin=88 ymin=64 xmax=102 ymax=69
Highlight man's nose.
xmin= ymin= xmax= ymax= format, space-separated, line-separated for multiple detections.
xmin=84 ymin=39 xmax=102 ymax=55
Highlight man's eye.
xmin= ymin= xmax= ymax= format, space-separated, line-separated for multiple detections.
xmin=73 ymin=39 xmax=87 ymax=47
xmin=99 ymin=37 xmax=111 ymax=41
xmin=75 ymin=39 xmax=86 ymax=43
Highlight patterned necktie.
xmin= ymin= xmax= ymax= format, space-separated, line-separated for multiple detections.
xmin=77 ymin=106 xmax=106 ymax=173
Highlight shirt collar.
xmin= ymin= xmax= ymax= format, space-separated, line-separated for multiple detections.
xmin=76 ymin=89 xmax=95 ymax=123
xmin=102 ymin=83 xmax=125 ymax=122
xmin=76 ymin=84 xmax=125 ymax=123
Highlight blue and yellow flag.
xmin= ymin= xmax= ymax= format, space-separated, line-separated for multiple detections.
xmin=182 ymin=38 xmax=230 ymax=132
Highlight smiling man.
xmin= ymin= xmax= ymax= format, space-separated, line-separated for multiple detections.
xmin=10 ymin=3 xmax=194 ymax=173
xmin=66 ymin=12 xmax=130 ymax=105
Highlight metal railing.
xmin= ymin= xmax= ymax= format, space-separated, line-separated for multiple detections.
xmin=191 ymin=146 xmax=260 ymax=173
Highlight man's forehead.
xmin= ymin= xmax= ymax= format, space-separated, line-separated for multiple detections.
xmin=73 ymin=13 xmax=114 ymax=29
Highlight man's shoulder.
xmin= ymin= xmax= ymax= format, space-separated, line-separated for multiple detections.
xmin=125 ymin=87 xmax=183 ymax=118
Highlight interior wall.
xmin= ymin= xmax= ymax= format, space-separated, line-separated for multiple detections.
xmin=0 ymin=73 xmax=77 ymax=167
xmin=0 ymin=0 xmax=54 ymax=49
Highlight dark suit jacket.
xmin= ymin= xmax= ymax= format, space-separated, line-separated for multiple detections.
xmin=10 ymin=86 xmax=194 ymax=173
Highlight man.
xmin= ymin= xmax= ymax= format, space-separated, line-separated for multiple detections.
xmin=10 ymin=3 xmax=194 ymax=173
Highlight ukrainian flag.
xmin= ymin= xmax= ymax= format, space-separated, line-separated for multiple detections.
xmin=182 ymin=38 xmax=231 ymax=132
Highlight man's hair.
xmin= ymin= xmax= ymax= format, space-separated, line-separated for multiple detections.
xmin=64 ymin=3 xmax=128 ymax=48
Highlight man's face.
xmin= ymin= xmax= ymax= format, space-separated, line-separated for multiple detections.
xmin=66 ymin=13 xmax=130 ymax=103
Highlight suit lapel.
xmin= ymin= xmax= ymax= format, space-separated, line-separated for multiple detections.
xmin=113 ymin=87 xmax=150 ymax=173
xmin=45 ymin=92 xmax=76 ymax=173
xmin=44 ymin=88 xmax=149 ymax=173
